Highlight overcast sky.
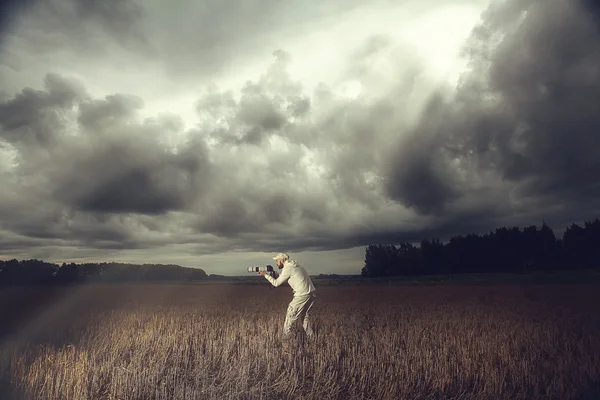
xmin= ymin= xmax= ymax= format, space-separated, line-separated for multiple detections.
xmin=1 ymin=0 xmax=599 ymax=275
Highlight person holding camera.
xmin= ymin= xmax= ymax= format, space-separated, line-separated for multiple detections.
xmin=259 ymin=253 xmax=316 ymax=340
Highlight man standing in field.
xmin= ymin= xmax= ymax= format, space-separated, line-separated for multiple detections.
xmin=259 ymin=253 xmax=316 ymax=341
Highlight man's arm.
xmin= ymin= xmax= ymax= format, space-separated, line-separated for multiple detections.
xmin=264 ymin=267 xmax=290 ymax=287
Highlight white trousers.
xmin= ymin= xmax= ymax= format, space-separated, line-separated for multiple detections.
xmin=283 ymin=293 xmax=316 ymax=338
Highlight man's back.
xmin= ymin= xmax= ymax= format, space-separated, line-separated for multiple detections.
xmin=282 ymin=260 xmax=315 ymax=296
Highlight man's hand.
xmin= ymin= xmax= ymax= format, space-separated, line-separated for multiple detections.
xmin=259 ymin=271 xmax=266 ymax=277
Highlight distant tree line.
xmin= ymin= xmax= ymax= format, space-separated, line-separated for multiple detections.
xmin=361 ymin=219 xmax=600 ymax=278
xmin=0 ymin=260 xmax=208 ymax=286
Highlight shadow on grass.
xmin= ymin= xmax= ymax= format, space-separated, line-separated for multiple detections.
xmin=0 ymin=285 xmax=92 ymax=400
xmin=0 ymin=285 xmax=77 ymax=343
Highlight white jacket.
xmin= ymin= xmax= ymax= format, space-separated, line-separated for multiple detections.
xmin=264 ymin=259 xmax=316 ymax=297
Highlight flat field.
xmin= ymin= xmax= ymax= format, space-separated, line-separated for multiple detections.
xmin=1 ymin=283 xmax=599 ymax=399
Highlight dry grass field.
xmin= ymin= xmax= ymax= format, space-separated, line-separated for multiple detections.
xmin=1 ymin=282 xmax=599 ymax=399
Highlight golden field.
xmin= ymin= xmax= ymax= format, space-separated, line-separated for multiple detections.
xmin=1 ymin=283 xmax=599 ymax=399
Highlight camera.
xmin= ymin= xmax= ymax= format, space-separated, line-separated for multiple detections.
xmin=248 ymin=264 xmax=279 ymax=280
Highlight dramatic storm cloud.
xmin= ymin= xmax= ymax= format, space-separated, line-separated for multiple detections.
xmin=1 ymin=0 xmax=599 ymax=274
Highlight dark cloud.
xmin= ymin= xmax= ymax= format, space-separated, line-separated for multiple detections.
xmin=196 ymin=190 xmax=297 ymax=239
xmin=199 ymin=197 xmax=261 ymax=237
xmin=383 ymin=94 xmax=460 ymax=215
xmin=383 ymin=0 xmax=600 ymax=229
xmin=0 ymin=73 xmax=213 ymax=252
xmin=53 ymin=121 xmax=212 ymax=215
xmin=0 ymin=73 xmax=85 ymax=146
xmin=62 ymin=154 xmax=202 ymax=215
xmin=235 ymin=91 xmax=287 ymax=145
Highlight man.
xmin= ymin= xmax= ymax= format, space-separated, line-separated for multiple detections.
xmin=259 ymin=252 xmax=316 ymax=340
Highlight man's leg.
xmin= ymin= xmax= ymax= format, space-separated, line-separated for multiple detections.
xmin=283 ymin=298 xmax=301 ymax=337
xmin=282 ymin=299 xmax=302 ymax=355
xmin=301 ymin=295 xmax=316 ymax=339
